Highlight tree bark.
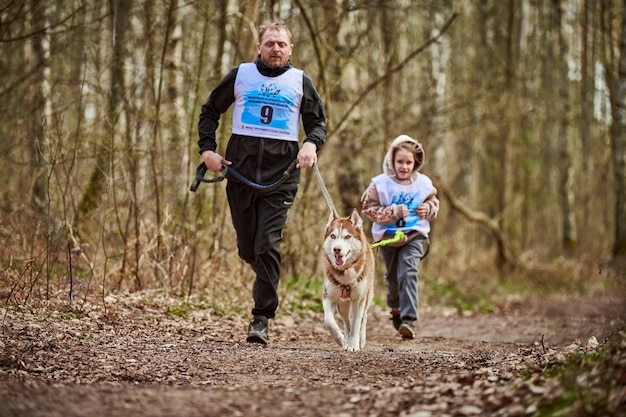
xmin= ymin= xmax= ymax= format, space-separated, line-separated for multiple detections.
xmin=27 ymin=0 xmax=48 ymax=215
xmin=75 ymin=0 xmax=133 ymax=279
xmin=610 ymin=0 xmax=626 ymax=267
xmin=554 ymin=0 xmax=578 ymax=252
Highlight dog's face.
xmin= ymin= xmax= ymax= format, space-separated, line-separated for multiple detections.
xmin=323 ymin=209 xmax=365 ymax=270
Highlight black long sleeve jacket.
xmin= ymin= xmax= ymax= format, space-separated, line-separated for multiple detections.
xmin=198 ymin=57 xmax=327 ymax=186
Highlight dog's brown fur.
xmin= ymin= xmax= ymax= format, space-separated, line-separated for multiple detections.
xmin=322 ymin=209 xmax=375 ymax=351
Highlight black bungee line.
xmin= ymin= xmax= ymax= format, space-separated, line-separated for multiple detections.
xmin=190 ymin=159 xmax=299 ymax=192
xmin=190 ymin=159 xmax=406 ymax=248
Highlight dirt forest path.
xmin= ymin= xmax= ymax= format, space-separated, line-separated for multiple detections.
xmin=0 ymin=293 xmax=624 ymax=417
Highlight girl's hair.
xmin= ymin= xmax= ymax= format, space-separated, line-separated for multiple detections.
xmin=259 ymin=22 xmax=293 ymax=43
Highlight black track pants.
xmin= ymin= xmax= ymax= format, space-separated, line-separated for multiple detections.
xmin=226 ymin=180 xmax=298 ymax=320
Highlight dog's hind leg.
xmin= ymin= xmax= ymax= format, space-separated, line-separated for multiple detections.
xmin=322 ymin=298 xmax=345 ymax=348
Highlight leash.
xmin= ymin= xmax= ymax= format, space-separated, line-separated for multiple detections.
xmin=190 ymin=159 xmax=298 ymax=192
xmin=313 ymin=163 xmax=336 ymax=213
xmin=370 ymin=230 xmax=406 ymax=248
xmin=192 ymin=160 xmax=408 ymax=248
xmin=312 ymin=164 xmax=406 ymax=248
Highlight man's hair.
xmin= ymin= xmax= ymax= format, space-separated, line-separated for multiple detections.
xmin=258 ymin=22 xmax=293 ymax=43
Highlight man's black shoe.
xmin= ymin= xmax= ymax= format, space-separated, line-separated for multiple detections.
xmin=246 ymin=319 xmax=269 ymax=344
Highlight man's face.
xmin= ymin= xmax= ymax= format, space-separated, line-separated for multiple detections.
xmin=257 ymin=28 xmax=293 ymax=69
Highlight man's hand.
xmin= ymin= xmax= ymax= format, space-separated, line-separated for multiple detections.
xmin=201 ymin=150 xmax=231 ymax=172
xmin=296 ymin=142 xmax=317 ymax=169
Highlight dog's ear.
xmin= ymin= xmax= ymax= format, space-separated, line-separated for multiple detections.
xmin=350 ymin=208 xmax=363 ymax=229
xmin=326 ymin=208 xmax=338 ymax=227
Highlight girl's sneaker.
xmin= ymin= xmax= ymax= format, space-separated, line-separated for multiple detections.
xmin=398 ymin=320 xmax=415 ymax=339
xmin=390 ymin=310 xmax=402 ymax=331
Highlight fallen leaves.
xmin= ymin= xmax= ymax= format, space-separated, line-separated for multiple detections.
xmin=0 ymin=292 xmax=624 ymax=417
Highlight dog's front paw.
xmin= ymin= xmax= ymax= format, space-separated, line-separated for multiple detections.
xmin=344 ymin=339 xmax=361 ymax=352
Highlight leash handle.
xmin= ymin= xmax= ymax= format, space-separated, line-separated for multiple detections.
xmin=371 ymin=230 xmax=406 ymax=248
xmin=190 ymin=162 xmax=227 ymax=192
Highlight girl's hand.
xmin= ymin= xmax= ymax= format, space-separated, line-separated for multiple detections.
xmin=396 ymin=204 xmax=409 ymax=218
xmin=416 ymin=203 xmax=429 ymax=218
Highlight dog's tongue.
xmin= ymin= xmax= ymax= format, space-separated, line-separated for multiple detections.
xmin=335 ymin=255 xmax=345 ymax=266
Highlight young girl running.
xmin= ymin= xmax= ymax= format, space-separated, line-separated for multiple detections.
xmin=361 ymin=135 xmax=440 ymax=339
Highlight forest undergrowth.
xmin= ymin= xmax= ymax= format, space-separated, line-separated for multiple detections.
xmin=1 ymin=252 xmax=625 ymax=416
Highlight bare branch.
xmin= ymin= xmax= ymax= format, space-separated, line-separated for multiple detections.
xmin=330 ymin=11 xmax=460 ymax=139
xmin=0 ymin=3 xmax=90 ymax=43
xmin=435 ymin=175 xmax=523 ymax=269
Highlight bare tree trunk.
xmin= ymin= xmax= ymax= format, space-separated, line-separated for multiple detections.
xmin=234 ymin=0 xmax=261 ymax=62
xmin=25 ymin=0 xmax=50 ymax=298
xmin=148 ymin=0 xmax=182 ymax=282
xmin=27 ymin=0 xmax=48 ymax=215
xmin=76 ymin=0 xmax=134 ymax=281
xmin=610 ymin=0 xmax=626 ymax=268
xmin=483 ymin=1 xmax=520 ymax=269
xmin=554 ymin=0 xmax=578 ymax=252
xmin=579 ymin=0 xmax=593 ymax=230
xmin=498 ymin=0 xmax=518 ymax=268
xmin=380 ymin=0 xmax=398 ymax=145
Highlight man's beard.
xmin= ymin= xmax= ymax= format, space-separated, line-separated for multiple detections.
xmin=264 ymin=56 xmax=284 ymax=69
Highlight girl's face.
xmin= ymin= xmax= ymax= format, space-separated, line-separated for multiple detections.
xmin=393 ymin=147 xmax=415 ymax=180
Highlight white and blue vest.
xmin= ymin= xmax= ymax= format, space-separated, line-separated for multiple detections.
xmin=370 ymin=173 xmax=435 ymax=241
xmin=232 ymin=63 xmax=303 ymax=141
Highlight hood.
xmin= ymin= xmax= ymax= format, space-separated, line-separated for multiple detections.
xmin=382 ymin=134 xmax=425 ymax=182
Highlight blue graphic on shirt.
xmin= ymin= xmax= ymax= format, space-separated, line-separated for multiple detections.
xmin=389 ymin=190 xmax=423 ymax=231
xmin=241 ymin=82 xmax=295 ymax=130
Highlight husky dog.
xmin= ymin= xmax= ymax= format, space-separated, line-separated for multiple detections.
xmin=322 ymin=208 xmax=376 ymax=351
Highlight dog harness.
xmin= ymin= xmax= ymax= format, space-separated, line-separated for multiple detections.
xmin=340 ymin=284 xmax=351 ymax=299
